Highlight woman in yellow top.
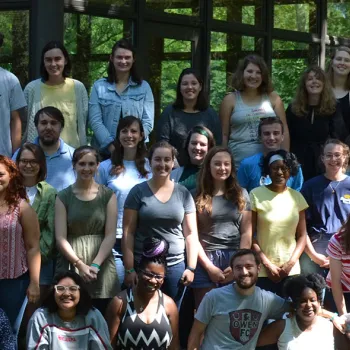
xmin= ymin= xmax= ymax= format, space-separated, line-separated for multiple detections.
xmin=251 ymin=149 xmax=307 ymax=296
xmin=24 ymin=41 xmax=88 ymax=148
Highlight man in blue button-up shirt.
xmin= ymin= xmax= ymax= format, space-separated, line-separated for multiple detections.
xmin=13 ymin=106 xmax=76 ymax=191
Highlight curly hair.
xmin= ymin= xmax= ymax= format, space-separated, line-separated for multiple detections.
xmin=231 ymin=54 xmax=273 ymax=94
xmin=0 ymin=156 xmax=26 ymax=209
xmin=173 ymin=68 xmax=208 ymax=111
xmin=182 ymin=125 xmax=216 ymax=167
xmin=138 ymin=237 xmax=169 ymax=272
xmin=321 ymin=138 xmax=350 ymax=172
xmin=291 ymin=66 xmax=337 ymax=117
xmin=327 ymin=46 xmax=350 ymax=90
xmin=195 ymin=147 xmax=246 ymax=214
xmin=110 ymin=116 xmax=149 ymax=178
xmin=338 ymin=213 xmax=350 ymax=254
xmin=283 ymin=273 xmax=327 ymax=308
xmin=42 ymin=270 xmax=92 ymax=315
xmin=262 ymin=150 xmax=300 ymax=178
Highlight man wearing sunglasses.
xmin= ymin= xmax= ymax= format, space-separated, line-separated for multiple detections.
xmin=237 ymin=117 xmax=303 ymax=193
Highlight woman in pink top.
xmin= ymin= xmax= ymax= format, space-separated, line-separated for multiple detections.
xmin=0 ymin=156 xmax=41 ymax=332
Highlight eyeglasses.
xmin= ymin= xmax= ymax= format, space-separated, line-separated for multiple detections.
xmin=323 ymin=153 xmax=344 ymax=160
xmin=54 ymin=285 xmax=80 ymax=294
xmin=19 ymin=159 xmax=39 ymax=166
xmin=139 ymin=269 xmax=165 ymax=281
xmin=270 ymin=165 xmax=290 ymax=173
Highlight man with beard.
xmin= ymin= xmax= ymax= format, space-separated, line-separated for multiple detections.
xmin=188 ymin=249 xmax=289 ymax=350
xmin=13 ymin=106 xmax=75 ymax=191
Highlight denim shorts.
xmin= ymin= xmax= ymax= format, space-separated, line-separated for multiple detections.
xmin=40 ymin=259 xmax=55 ymax=285
xmin=191 ymin=249 xmax=236 ymax=289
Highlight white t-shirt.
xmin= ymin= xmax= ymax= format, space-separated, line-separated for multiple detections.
xmin=278 ymin=316 xmax=334 ymax=350
xmin=26 ymin=185 xmax=38 ymax=205
xmin=97 ymin=158 xmax=151 ymax=238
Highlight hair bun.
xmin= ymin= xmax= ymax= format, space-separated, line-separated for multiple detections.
xmin=142 ymin=237 xmax=169 ymax=258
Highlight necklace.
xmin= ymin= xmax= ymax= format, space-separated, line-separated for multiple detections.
xmin=329 ymin=181 xmax=341 ymax=194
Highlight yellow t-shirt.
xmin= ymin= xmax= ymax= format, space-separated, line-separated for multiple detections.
xmin=41 ymin=78 xmax=79 ymax=148
xmin=250 ymin=186 xmax=308 ymax=277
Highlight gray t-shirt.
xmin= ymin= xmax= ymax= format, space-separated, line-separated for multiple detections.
xmin=26 ymin=308 xmax=111 ymax=349
xmin=195 ymin=189 xmax=251 ymax=251
xmin=0 ymin=67 xmax=26 ymax=157
xmin=196 ymin=284 xmax=289 ymax=350
xmin=124 ymin=181 xmax=196 ymax=265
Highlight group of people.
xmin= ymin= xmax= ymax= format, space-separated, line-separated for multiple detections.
xmin=1 ymin=31 xmax=350 ymax=350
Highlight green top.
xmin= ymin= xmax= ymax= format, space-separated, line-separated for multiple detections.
xmin=32 ymin=181 xmax=57 ymax=263
xmin=56 ymin=184 xmax=119 ymax=298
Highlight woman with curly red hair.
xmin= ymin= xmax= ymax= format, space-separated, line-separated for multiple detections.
xmin=0 ymin=156 xmax=41 ymax=334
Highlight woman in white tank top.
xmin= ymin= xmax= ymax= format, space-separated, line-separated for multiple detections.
xmin=257 ymin=274 xmax=338 ymax=349
xmin=219 ymin=55 xmax=289 ymax=169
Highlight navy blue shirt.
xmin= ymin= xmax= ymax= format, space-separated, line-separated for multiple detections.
xmin=301 ymin=175 xmax=350 ymax=236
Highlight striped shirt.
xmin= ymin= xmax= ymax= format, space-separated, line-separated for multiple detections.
xmin=326 ymin=232 xmax=350 ymax=292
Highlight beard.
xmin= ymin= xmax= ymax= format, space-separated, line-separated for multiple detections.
xmin=235 ymin=274 xmax=258 ymax=289
xmin=39 ymin=135 xmax=59 ymax=146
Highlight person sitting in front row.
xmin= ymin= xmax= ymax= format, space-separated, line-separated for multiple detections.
xmin=257 ymin=274 xmax=335 ymax=350
xmin=238 ymin=116 xmax=303 ymax=193
xmin=187 ymin=249 xmax=345 ymax=350
xmin=26 ymin=270 xmax=111 ymax=350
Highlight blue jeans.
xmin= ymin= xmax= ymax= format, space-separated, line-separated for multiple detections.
xmin=0 ymin=272 xmax=29 ymax=334
xmin=257 ymin=276 xmax=292 ymax=297
xmin=162 ymin=261 xmax=186 ymax=307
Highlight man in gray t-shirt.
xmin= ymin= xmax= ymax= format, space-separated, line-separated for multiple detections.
xmin=0 ymin=33 xmax=26 ymax=157
xmin=188 ymin=249 xmax=289 ymax=350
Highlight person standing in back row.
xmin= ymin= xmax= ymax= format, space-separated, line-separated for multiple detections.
xmin=220 ymin=54 xmax=289 ymax=169
xmin=157 ymin=68 xmax=222 ymax=166
xmin=24 ymin=41 xmax=88 ymax=148
xmin=0 ymin=32 xmax=26 ymax=157
xmin=89 ymin=38 xmax=154 ymax=159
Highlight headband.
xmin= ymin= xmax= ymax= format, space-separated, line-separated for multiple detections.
xmin=143 ymin=240 xmax=166 ymax=258
xmin=268 ymin=154 xmax=284 ymax=165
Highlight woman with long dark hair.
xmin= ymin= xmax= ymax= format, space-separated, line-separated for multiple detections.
xmin=287 ymin=66 xmax=348 ymax=180
xmin=97 ymin=116 xmax=151 ymax=283
xmin=220 ymin=54 xmax=289 ymax=169
xmin=27 ymin=270 xmax=111 ymax=349
xmin=107 ymin=237 xmax=179 ymax=349
xmin=157 ymin=68 xmax=221 ymax=166
xmin=24 ymin=41 xmax=88 ymax=148
xmin=89 ymin=38 xmax=154 ymax=157
xmin=192 ymin=146 xmax=252 ymax=307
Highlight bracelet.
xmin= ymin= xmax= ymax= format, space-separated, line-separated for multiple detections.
xmin=91 ymin=263 xmax=101 ymax=270
xmin=73 ymin=259 xmax=81 ymax=267
xmin=330 ymin=312 xmax=338 ymax=322
xmin=186 ymin=266 xmax=195 ymax=273
xmin=125 ymin=268 xmax=135 ymax=274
